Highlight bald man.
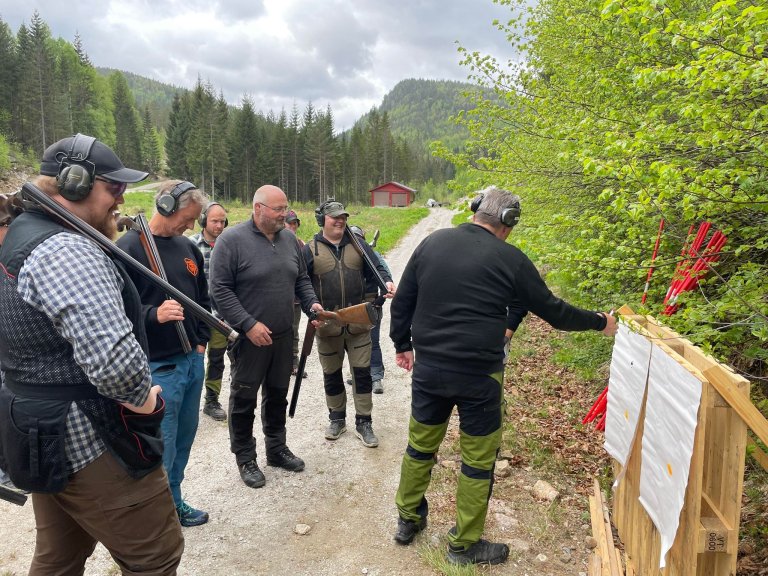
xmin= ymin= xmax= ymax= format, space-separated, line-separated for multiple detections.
xmin=210 ymin=185 xmax=322 ymax=489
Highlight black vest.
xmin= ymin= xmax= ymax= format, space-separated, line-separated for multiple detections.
xmin=0 ymin=210 xmax=162 ymax=491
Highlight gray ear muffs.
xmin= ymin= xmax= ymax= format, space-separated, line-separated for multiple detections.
xmin=156 ymin=181 xmax=196 ymax=216
xmin=471 ymin=193 xmax=521 ymax=228
xmin=57 ymin=134 xmax=97 ymax=201
xmin=500 ymin=203 xmax=521 ymax=228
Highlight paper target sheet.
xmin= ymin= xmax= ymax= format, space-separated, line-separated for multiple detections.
xmin=638 ymin=347 xmax=703 ymax=568
xmin=604 ymin=321 xmax=653 ymax=468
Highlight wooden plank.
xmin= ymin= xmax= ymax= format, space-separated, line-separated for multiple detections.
xmin=748 ymin=441 xmax=768 ymax=472
xmin=702 ymin=365 xmax=766 ymax=449
xmin=597 ymin=478 xmax=622 ymax=576
xmin=591 ymin=493 xmax=612 ymax=576
xmin=590 ymin=552 xmax=604 ymax=576
xmin=624 ymin=551 xmax=636 ymax=576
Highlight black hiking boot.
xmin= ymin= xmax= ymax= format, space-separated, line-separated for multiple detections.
xmin=203 ymin=389 xmax=226 ymax=421
xmin=238 ymin=459 xmax=266 ymax=488
xmin=447 ymin=539 xmax=510 ymax=565
xmin=267 ymin=447 xmax=305 ymax=472
xmin=394 ymin=515 xmax=427 ymax=545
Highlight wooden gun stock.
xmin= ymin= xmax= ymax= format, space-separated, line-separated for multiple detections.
xmin=133 ymin=213 xmax=192 ymax=353
xmin=315 ymin=302 xmax=378 ymax=326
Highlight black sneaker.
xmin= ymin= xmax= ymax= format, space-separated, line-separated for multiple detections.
xmin=394 ymin=515 xmax=427 ymax=545
xmin=267 ymin=447 xmax=305 ymax=472
xmin=203 ymin=399 xmax=227 ymax=421
xmin=447 ymin=539 xmax=510 ymax=565
xmin=239 ymin=459 xmax=266 ymax=488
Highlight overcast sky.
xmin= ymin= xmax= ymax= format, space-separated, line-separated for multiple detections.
xmin=1 ymin=0 xmax=522 ymax=131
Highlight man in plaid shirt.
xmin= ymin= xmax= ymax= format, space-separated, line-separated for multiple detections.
xmin=0 ymin=135 xmax=183 ymax=574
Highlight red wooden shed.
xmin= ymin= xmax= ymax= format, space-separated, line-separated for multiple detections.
xmin=369 ymin=182 xmax=416 ymax=207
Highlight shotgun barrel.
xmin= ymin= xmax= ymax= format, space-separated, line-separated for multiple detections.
xmin=19 ymin=183 xmax=239 ymax=343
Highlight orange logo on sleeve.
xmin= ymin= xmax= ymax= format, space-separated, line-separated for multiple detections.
xmin=185 ymin=258 xmax=198 ymax=276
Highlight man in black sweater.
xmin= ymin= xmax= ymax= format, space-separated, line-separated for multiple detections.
xmin=389 ymin=186 xmax=617 ymax=565
xmin=210 ymin=185 xmax=322 ymax=489
xmin=117 ymin=180 xmax=211 ymax=527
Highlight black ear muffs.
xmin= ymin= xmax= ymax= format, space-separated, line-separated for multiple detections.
xmin=156 ymin=181 xmax=196 ymax=217
xmin=57 ymin=134 xmax=97 ymax=201
xmin=199 ymin=201 xmax=228 ymax=228
xmin=470 ymin=193 xmax=484 ymax=214
xmin=315 ymin=200 xmax=330 ymax=226
xmin=471 ymin=192 xmax=521 ymax=228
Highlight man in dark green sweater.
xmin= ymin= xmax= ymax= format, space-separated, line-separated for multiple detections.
xmin=389 ymin=186 xmax=617 ymax=565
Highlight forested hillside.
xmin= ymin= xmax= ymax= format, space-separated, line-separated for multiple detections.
xmin=443 ymin=0 xmax=768 ymax=381
xmin=97 ymin=68 xmax=182 ymax=130
xmin=0 ymin=11 xmax=469 ymax=204
xmin=378 ymin=78 xmax=477 ymax=150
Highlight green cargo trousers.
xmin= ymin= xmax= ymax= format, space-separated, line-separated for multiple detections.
xmin=395 ymin=360 xmax=504 ymax=550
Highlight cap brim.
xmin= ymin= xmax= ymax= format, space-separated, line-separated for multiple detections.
xmin=327 ymin=210 xmax=349 ymax=218
xmin=99 ymin=167 xmax=149 ymax=183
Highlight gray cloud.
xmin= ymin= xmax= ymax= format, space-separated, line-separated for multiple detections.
xmin=1 ymin=0 xmax=521 ymax=130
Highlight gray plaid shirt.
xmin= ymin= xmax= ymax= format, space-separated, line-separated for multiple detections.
xmin=17 ymin=232 xmax=152 ymax=473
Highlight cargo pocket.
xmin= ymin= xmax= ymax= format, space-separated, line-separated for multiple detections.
xmin=0 ymin=390 xmax=69 ymax=493
xmin=118 ymin=396 xmax=165 ymax=467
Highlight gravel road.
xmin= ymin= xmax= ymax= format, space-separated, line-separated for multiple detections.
xmin=0 ymin=207 xmax=456 ymax=576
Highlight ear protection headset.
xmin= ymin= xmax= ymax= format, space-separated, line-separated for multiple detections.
xmin=56 ymin=134 xmax=97 ymax=201
xmin=470 ymin=193 xmax=521 ymax=228
xmin=315 ymin=199 xmax=340 ymax=226
xmin=156 ymin=181 xmax=196 ymax=217
xmin=199 ymin=201 xmax=228 ymax=228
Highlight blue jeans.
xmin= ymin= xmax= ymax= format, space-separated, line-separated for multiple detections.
xmin=370 ymin=316 xmax=384 ymax=382
xmin=150 ymin=350 xmax=205 ymax=507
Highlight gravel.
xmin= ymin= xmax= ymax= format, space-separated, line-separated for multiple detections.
xmin=0 ymin=207 xmax=456 ymax=576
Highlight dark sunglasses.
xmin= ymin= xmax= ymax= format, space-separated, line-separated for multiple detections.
xmin=95 ymin=176 xmax=128 ymax=197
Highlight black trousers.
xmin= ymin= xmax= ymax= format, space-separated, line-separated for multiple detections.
xmin=228 ymin=332 xmax=293 ymax=465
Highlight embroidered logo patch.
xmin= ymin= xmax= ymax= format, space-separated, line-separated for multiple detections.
xmin=185 ymin=258 xmax=198 ymax=276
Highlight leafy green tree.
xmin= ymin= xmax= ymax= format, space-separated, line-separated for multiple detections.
xmin=447 ymin=0 xmax=768 ymax=378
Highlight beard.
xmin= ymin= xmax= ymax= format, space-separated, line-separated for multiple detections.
xmin=94 ymin=211 xmax=118 ymax=239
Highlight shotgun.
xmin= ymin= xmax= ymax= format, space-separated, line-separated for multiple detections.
xmin=18 ymin=183 xmax=239 ymax=343
xmin=0 ymin=482 xmax=28 ymax=506
xmin=288 ymin=311 xmax=317 ymax=418
xmin=123 ymin=213 xmax=192 ymax=353
xmin=287 ymin=302 xmax=380 ymax=418
xmin=345 ymin=224 xmax=389 ymax=294
xmin=314 ymin=302 xmax=380 ymax=326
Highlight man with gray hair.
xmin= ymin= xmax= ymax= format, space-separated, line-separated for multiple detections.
xmin=390 ymin=185 xmax=617 ymax=565
xmin=210 ymin=185 xmax=322 ymax=489
xmin=117 ymin=179 xmax=212 ymax=527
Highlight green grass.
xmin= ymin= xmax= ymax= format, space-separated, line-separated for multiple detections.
xmin=120 ymin=192 xmax=428 ymax=257
xmin=549 ymin=330 xmax=614 ymax=382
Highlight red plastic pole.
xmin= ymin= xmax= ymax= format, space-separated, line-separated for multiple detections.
xmin=642 ymin=218 xmax=665 ymax=304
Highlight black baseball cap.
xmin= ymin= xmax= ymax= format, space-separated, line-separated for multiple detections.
xmin=285 ymin=210 xmax=300 ymax=224
xmin=40 ymin=134 xmax=149 ymax=183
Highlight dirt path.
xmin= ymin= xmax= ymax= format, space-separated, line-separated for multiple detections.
xmin=0 ymin=207 xmax=457 ymax=576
